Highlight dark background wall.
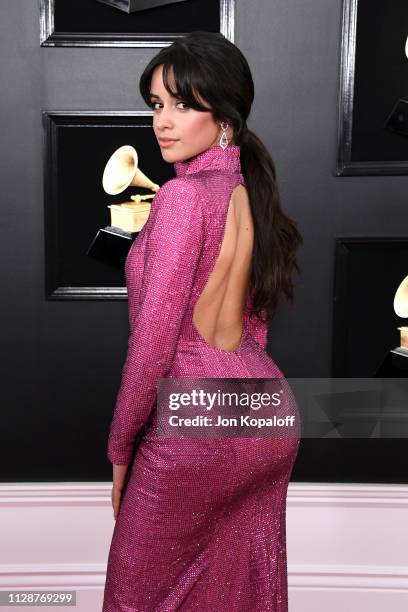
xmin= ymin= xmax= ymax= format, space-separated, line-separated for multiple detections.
xmin=2 ymin=0 xmax=407 ymax=483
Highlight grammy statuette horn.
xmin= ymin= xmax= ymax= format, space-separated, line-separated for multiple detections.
xmin=102 ymin=145 xmax=160 ymax=195
xmin=394 ymin=274 xmax=408 ymax=318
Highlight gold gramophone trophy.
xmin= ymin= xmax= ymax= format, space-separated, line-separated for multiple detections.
xmin=375 ymin=274 xmax=408 ymax=376
xmin=394 ymin=275 xmax=408 ymax=354
xmin=86 ymin=145 xmax=160 ymax=268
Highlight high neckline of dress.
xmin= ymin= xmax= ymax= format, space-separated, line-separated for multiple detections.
xmin=174 ymin=145 xmax=241 ymax=177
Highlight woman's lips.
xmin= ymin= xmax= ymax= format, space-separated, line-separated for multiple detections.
xmin=159 ymin=138 xmax=178 ymax=148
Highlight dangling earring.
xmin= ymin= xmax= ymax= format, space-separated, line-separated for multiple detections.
xmin=219 ymin=121 xmax=229 ymax=150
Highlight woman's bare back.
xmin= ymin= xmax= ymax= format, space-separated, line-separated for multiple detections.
xmin=192 ymin=184 xmax=254 ymax=352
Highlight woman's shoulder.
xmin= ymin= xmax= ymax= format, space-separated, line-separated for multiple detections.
xmin=158 ymin=174 xmax=206 ymax=195
xmin=144 ymin=175 xmax=206 ymax=241
xmin=152 ymin=175 xmax=207 ymax=214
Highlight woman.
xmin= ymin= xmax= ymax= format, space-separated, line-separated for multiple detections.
xmin=103 ymin=31 xmax=302 ymax=612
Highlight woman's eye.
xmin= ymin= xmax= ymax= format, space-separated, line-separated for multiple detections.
xmin=150 ymin=101 xmax=189 ymax=111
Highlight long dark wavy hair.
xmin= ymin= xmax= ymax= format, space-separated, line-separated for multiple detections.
xmin=139 ymin=31 xmax=303 ymax=324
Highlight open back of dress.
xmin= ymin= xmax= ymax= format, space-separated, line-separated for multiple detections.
xmin=192 ymin=183 xmax=254 ymax=352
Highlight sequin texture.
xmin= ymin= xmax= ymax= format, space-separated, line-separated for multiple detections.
xmin=103 ymin=145 xmax=300 ymax=611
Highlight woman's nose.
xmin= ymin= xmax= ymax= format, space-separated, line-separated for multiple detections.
xmin=155 ymin=106 xmax=174 ymax=130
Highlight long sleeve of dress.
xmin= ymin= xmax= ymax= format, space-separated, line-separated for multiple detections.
xmin=107 ymin=178 xmax=204 ymax=465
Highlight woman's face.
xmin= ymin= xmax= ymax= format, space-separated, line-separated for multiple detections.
xmin=149 ymin=64 xmax=229 ymax=163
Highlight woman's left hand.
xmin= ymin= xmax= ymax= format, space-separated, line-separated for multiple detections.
xmin=111 ymin=464 xmax=128 ymax=520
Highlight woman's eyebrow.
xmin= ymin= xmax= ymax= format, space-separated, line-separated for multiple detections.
xmin=149 ymin=91 xmax=182 ymax=100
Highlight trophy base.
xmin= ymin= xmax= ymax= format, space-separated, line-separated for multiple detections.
xmin=86 ymin=226 xmax=139 ymax=269
xmin=96 ymin=0 xmax=189 ymax=13
xmin=374 ymin=347 xmax=408 ymax=377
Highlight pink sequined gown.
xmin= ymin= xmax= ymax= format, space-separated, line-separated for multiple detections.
xmin=102 ymin=145 xmax=300 ymax=611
